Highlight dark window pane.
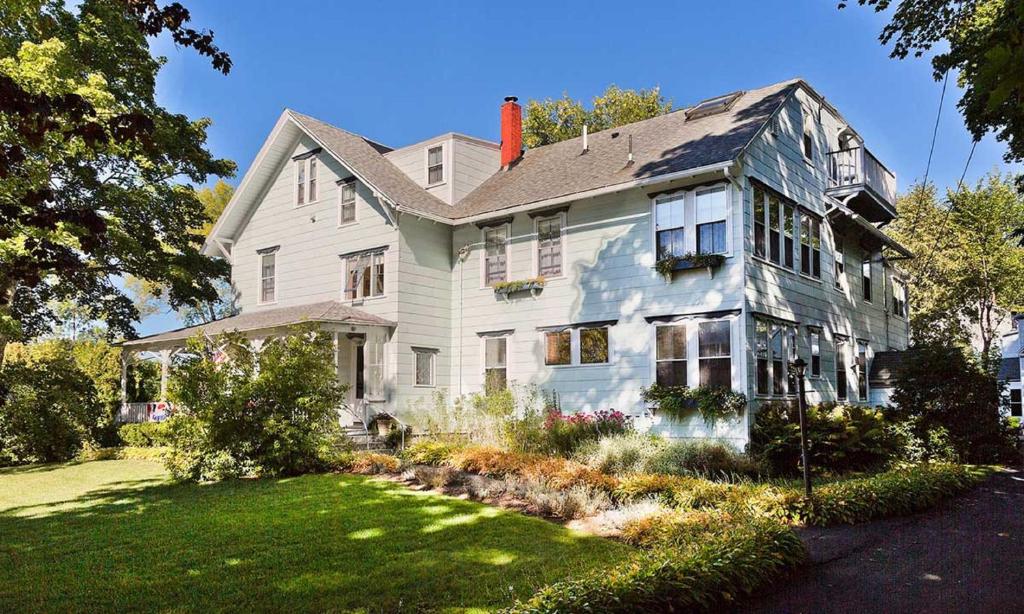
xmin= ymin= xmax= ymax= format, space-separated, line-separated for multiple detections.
xmin=698 ymin=321 xmax=730 ymax=357
xmin=754 ymin=222 xmax=765 ymax=258
xmin=657 ymin=361 xmax=687 ymax=387
xmin=700 ymin=357 xmax=731 ymax=389
xmin=580 ymin=327 xmax=609 ymax=364
xmin=545 ymin=331 xmax=571 ymax=365
xmin=697 ymin=221 xmax=726 ymax=255
xmin=657 ymin=325 xmax=686 ymax=360
xmin=757 ymin=359 xmax=769 ymax=394
xmin=770 ymin=230 xmax=780 ymax=263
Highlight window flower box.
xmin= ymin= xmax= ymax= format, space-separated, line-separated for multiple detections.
xmin=655 ymin=253 xmax=726 ymax=282
xmin=493 ymin=277 xmax=545 ymax=297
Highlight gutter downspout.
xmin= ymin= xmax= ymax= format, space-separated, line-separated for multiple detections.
xmin=456 ymin=245 xmax=471 ymax=397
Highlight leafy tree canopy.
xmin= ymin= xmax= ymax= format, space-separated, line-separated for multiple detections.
xmin=522 ymin=85 xmax=671 ymax=149
xmin=887 ymin=172 xmax=1024 ymax=365
xmin=841 ymin=0 xmax=1024 ymax=166
xmin=0 ymin=0 xmax=234 ymax=356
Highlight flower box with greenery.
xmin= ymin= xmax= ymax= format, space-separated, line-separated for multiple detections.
xmin=654 ymin=252 xmax=727 ymax=281
xmin=640 ymin=384 xmax=746 ymax=425
xmin=492 ymin=277 xmax=546 ymax=297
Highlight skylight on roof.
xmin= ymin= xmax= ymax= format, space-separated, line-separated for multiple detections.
xmin=685 ymin=91 xmax=743 ymax=120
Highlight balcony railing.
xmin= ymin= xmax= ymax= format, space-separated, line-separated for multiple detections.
xmin=826 ymin=147 xmax=896 ymax=207
xmin=117 ymin=401 xmax=174 ymax=423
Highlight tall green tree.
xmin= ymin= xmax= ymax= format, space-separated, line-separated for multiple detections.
xmin=840 ymin=1 xmax=1024 ymax=166
xmin=522 ymin=85 xmax=671 ymax=148
xmin=888 ymin=173 xmax=1024 ymax=367
xmin=0 ymin=0 xmax=234 ymax=361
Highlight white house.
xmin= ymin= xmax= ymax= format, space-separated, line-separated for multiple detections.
xmin=123 ymin=78 xmax=912 ymax=447
xmin=999 ymin=314 xmax=1023 ymax=419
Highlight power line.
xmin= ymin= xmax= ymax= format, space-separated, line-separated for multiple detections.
xmin=908 ymin=68 xmax=950 ymax=235
xmin=915 ymin=139 xmax=979 ymax=277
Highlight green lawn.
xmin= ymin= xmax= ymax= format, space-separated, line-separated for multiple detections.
xmin=0 ymin=460 xmax=629 ymax=613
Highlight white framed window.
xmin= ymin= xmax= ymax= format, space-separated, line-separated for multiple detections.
xmin=810 ymin=329 xmax=822 ymax=377
xmin=836 ymin=336 xmax=849 ymax=401
xmin=655 ymin=323 xmax=687 ymax=387
xmin=483 ymin=335 xmax=508 ymax=392
xmin=892 ymin=278 xmax=907 ymax=318
xmin=535 ymin=214 xmax=564 ymax=278
xmin=258 ymin=249 xmax=277 ymax=304
xmin=768 ymin=193 xmax=781 ymax=265
xmin=834 ymin=235 xmax=845 ymax=290
xmin=426 ymin=144 xmax=445 ymax=186
xmin=294 ymin=155 xmax=318 ymax=206
xmin=862 ymin=256 xmax=873 ymax=302
xmin=695 ymin=186 xmax=728 ymax=255
xmin=802 ymin=107 xmax=815 ymax=162
xmin=753 ymin=185 xmax=766 ymax=259
xmin=413 ymin=348 xmax=436 ymax=387
xmin=800 ymin=214 xmax=822 ymax=279
xmin=654 ymin=192 xmax=685 ymax=258
xmin=482 ymin=224 xmax=509 ymax=286
xmin=698 ymin=320 xmax=731 ymax=389
xmin=343 ymin=251 xmax=385 ymax=301
xmin=542 ymin=324 xmax=611 ymax=367
xmin=339 ymin=180 xmax=356 ymax=225
xmin=364 ymin=331 xmax=385 ymax=400
xmin=786 ymin=326 xmax=798 ymax=394
xmin=856 ymin=340 xmax=869 ymax=401
xmin=755 ymin=317 xmax=795 ymax=397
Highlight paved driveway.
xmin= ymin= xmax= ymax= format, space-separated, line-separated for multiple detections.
xmin=741 ymin=470 xmax=1024 ymax=614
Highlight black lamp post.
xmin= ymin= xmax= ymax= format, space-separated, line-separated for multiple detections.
xmin=790 ymin=357 xmax=812 ymax=498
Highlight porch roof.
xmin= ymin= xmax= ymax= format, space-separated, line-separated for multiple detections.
xmin=122 ymin=301 xmax=395 ymax=349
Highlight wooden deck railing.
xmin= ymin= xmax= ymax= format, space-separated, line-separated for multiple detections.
xmin=117 ymin=402 xmax=174 ymax=423
xmin=826 ymin=147 xmax=896 ymax=205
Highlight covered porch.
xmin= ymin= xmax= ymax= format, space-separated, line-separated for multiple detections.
xmin=118 ymin=300 xmax=396 ymax=428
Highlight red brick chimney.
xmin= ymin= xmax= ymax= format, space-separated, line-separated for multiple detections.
xmin=500 ymin=96 xmax=522 ymax=168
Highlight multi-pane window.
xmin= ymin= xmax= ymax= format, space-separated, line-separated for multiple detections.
xmin=786 ymin=327 xmax=798 ymax=394
xmin=800 ymin=215 xmax=821 ymax=279
xmin=834 ymin=236 xmax=845 ymax=290
xmin=427 ymin=145 xmax=444 ymax=185
xmin=756 ymin=318 xmax=794 ymax=397
xmin=295 ymin=156 xmax=317 ymax=205
xmin=836 ymin=337 xmax=849 ymax=401
xmin=698 ymin=320 xmax=731 ymax=389
xmin=770 ymin=324 xmax=785 ymax=395
xmin=545 ymin=326 xmax=610 ymax=366
xmin=484 ymin=336 xmax=507 ymax=392
xmin=414 ymin=349 xmax=435 ymax=387
xmin=753 ymin=186 xmax=766 ymax=259
xmin=695 ymin=187 xmax=727 ymax=255
xmin=892 ymin=279 xmax=906 ymax=317
xmin=756 ymin=319 xmax=770 ymax=395
xmin=259 ymin=251 xmax=276 ymax=304
xmin=862 ymin=256 xmax=873 ymax=302
xmin=537 ymin=215 xmax=563 ymax=277
xmin=544 ymin=330 xmax=571 ymax=366
xmin=364 ymin=333 xmax=385 ymax=399
xmin=483 ymin=225 xmax=508 ymax=286
xmin=857 ymin=341 xmax=869 ymax=401
xmin=655 ymin=193 xmax=685 ymax=258
xmin=339 ymin=180 xmax=356 ymax=224
xmin=810 ymin=330 xmax=821 ymax=377
xmin=343 ymin=251 xmax=385 ymax=300
xmin=1010 ymin=389 xmax=1022 ymax=418
xmin=655 ymin=324 xmax=687 ymax=387
xmin=768 ymin=194 xmax=781 ymax=264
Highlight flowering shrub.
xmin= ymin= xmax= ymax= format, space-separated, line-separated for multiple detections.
xmin=543 ymin=408 xmax=629 ymax=456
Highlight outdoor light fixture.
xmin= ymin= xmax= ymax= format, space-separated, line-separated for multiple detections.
xmin=790 ymin=357 xmax=813 ymax=498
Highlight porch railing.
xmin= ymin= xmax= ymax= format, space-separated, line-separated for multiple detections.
xmin=117 ymin=402 xmax=174 ymax=424
xmin=826 ymin=146 xmax=896 ymax=206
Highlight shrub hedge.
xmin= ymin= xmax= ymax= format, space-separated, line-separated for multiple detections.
xmin=505 ymin=516 xmax=806 ymax=613
xmin=790 ymin=463 xmax=993 ymax=526
xmin=118 ymin=422 xmax=173 ymax=448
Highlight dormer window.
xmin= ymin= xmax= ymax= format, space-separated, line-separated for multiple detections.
xmin=293 ymin=149 xmax=320 ymax=206
xmin=426 ymin=145 xmax=444 ymax=185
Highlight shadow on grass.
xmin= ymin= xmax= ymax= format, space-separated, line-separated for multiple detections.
xmin=0 ymin=464 xmax=628 ymax=613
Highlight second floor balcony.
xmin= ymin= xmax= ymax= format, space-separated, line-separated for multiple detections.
xmin=826 ymin=147 xmax=897 ymax=224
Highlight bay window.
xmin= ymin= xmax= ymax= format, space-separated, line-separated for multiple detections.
xmin=752 ymin=184 xmax=797 ymax=270
xmin=655 ymin=324 xmax=687 ymax=387
xmin=483 ymin=225 xmax=508 ymax=286
xmin=755 ymin=317 xmax=795 ymax=397
xmin=695 ymin=187 xmax=727 ymax=255
xmin=655 ymin=193 xmax=685 ymax=258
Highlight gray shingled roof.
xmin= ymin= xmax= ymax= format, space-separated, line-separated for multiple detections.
xmin=123 ymin=301 xmax=395 ymax=348
xmin=288 ymin=111 xmax=454 ymax=220
xmin=869 ymin=350 xmax=910 ymax=387
xmin=999 ymin=357 xmax=1021 ymax=382
xmin=447 ymin=79 xmax=800 ymax=220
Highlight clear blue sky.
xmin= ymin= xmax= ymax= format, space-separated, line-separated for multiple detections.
xmin=140 ymin=0 xmax=1020 ymax=335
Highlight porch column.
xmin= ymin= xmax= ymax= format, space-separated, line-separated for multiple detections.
xmin=120 ymin=350 xmax=129 ymax=407
xmin=159 ymin=348 xmax=171 ymax=402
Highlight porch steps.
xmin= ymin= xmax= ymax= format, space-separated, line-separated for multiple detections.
xmin=342 ymin=422 xmax=389 ymax=451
